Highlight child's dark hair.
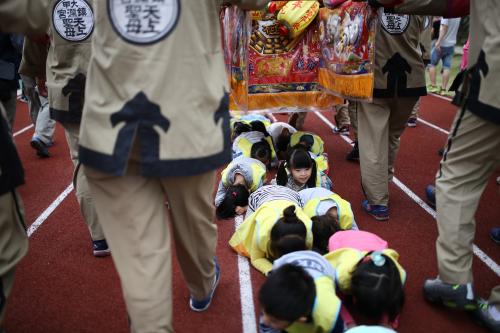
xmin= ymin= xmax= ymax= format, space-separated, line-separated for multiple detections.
xmin=215 ymin=184 xmax=250 ymax=219
xmin=250 ymin=139 xmax=272 ymax=165
xmin=276 ymin=145 xmax=317 ymax=188
xmin=311 ymin=215 xmax=340 ymax=255
xmin=276 ymin=133 xmax=291 ymax=154
xmin=259 ymin=264 xmax=315 ymax=322
xmin=233 ymin=122 xmax=252 ymax=138
xmin=250 ymin=120 xmax=270 ymax=136
xmin=298 ymin=134 xmax=315 ymax=152
xmin=351 ymin=252 xmax=405 ymax=324
xmin=270 ymin=205 xmax=307 ymax=258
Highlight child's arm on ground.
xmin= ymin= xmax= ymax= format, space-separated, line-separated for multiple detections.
xmin=250 ymin=247 xmax=273 ymax=275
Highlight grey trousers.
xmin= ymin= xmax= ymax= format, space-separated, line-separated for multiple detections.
xmin=2 ymin=91 xmax=16 ymax=135
xmin=20 ymin=75 xmax=55 ymax=145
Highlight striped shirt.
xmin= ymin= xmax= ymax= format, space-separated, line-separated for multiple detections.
xmin=247 ymin=185 xmax=303 ymax=213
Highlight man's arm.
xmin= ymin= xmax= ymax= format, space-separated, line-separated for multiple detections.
xmin=369 ymin=0 xmax=469 ymax=17
xmin=0 ymin=0 xmax=50 ymax=34
xmin=434 ymin=21 xmax=448 ymax=51
xmin=19 ymin=36 xmax=48 ymax=81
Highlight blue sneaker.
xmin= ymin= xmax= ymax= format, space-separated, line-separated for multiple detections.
xmin=362 ymin=200 xmax=389 ymax=221
xmin=423 ymin=278 xmax=476 ymax=310
xmin=92 ymin=239 xmax=111 ymax=257
xmin=474 ymin=298 xmax=500 ymax=332
xmin=189 ymin=258 xmax=220 ymax=312
xmin=30 ymin=137 xmax=50 ymax=158
xmin=490 ymin=228 xmax=500 ymax=245
xmin=425 ymin=185 xmax=436 ymax=208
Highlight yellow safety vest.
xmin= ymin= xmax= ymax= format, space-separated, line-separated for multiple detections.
xmin=230 ymin=114 xmax=272 ymax=135
xmin=314 ymin=154 xmax=329 ymax=175
xmin=221 ymin=159 xmax=267 ymax=192
xmin=286 ymin=276 xmax=342 ymax=333
xmin=290 ymin=131 xmax=324 ymax=156
xmin=303 ymin=194 xmax=354 ymax=230
xmin=324 ymin=248 xmax=407 ymax=294
xmin=229 ymin=200 xmax=313 ymax=270
xmin=235 ymin=135 xmax=277 ymax=161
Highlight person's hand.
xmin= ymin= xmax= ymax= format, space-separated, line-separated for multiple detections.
xmin=36 ymin=78 xmax=48 ymax=97
xmin=235 ymin=205 xmax=248 ymax=215
xmin=435 ymin=42 xmax=441 ymax=54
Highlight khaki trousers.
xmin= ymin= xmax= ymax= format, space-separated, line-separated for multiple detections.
xmin=334 ymin=101 xmax=359 ymax=140
xmin=435 ymin=109 xmax=500 ymax=306
xmin=410 ymin=97 xmax=421 ymax=119
xmin=62 ymin=123 xmax=104 ymax=241
xmin=0 ymin=190 xmax=28 ymax=327
xmin=84 ymin=162 xmax=218 ymax=333
xmin=358 ymin=96 xmax=418 ymax=206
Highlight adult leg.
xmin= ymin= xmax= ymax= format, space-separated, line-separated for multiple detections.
xmin=84 ymin=163 xmax=173 ymax=333
xmin=33 ymin=95 xmax=55 ymax=146
xmin=358 ymin=98 xmax=391 ymax=206
xmin=442 ymin=68 xmax=451 ymax=90
xmin=347 ymin=100 xmax=358 ymax=141
xmin=435 ymin=110 xmax=500 ymax=284
xmin=441 ymin=47 xmax=454 ymax=91
xmin=428 ymin=47 xmax=440 ymax=91
xmin=288 ymin=111 xmax=307 ymax=130
xmin=62 ymin=123 xmax=105 ymax=245
xmin=30 ymin=95 xmax=55 ymax=158
xmin=408 ymin=97 xmax=420 ymax=123
xmin=334 ymin=103 xmax=350 ymax=133
xmin=429 ymin=65 xmax=437 ymax=87
xmin=2 ymin=91 xmax=16 ymax=135
xmin=19 ymin=75 xmax=40 ymax=125
xmin=388 ymin=97 xmax=419 ymax=180
xmin=0 ymin=190 xmax=28 ymax=328
xmin=161 ymin=171 xmax=218 ymax=302
xmin=346 ymin=100 xmax=360 ymax=161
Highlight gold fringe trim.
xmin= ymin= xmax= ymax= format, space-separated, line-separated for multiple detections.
xmin=318 ymin=68 xmax=374 ymax=100
xmin=230 ymin=90 xmax=342 ymax=111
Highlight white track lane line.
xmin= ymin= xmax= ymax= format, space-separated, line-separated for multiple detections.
xmin=429 ymin=92 xmax=453 ymax=102
xmin=13 ymin=124 xmax=34 ymax=137
xmin=313 ymin=111 xmax=500 ymax=277
xmin=417 ymin=118 xmax=450 ymax=135
xmin=235 ymin=215 xmax=257 ymax=333
xmin=27 ymin=184 xmax=74 ymax=237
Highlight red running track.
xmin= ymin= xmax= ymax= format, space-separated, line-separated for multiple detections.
xmin=5 ymin=95 xmax=499 ymax=333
